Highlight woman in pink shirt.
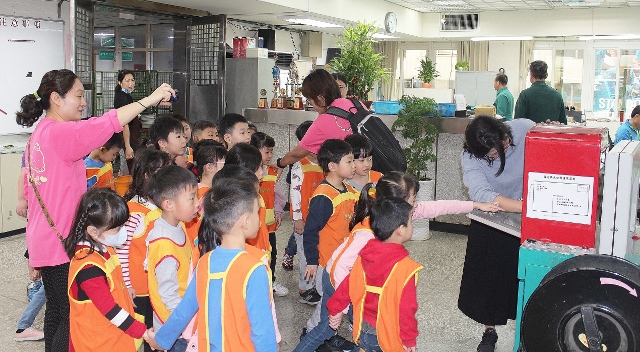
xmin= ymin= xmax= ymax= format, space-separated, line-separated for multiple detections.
xmin=276 ymin=69 xmax=357 ymax=169
xmin=16 ymin=69 xmax=174 ymax=352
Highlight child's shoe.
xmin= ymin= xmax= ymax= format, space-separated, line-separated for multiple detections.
xmin=298 ymin=287 xmax=321 ymax=305
xmin=14 ymin=328 xmax=44 ymax=342
xmin=272 ymin=281 xmax=289 ymax=297
xmin=324 ymin=334 xmax=357 ymax=351
xmin=281 ymin=251 xmax=294 ymax=271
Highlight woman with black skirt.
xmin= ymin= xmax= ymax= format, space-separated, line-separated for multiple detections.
xmin=458 ymin=115 xmax=535 ymax=352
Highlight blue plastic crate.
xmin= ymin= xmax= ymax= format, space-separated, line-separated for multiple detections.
xmin=438 ymin=103 xmax=456 ymax=117
xmin=372 ymin=101 xmax=404 ymax=115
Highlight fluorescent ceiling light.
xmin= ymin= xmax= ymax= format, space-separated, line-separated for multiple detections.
xmin=284 ymin=18 xmax=342 ymax=28
xmin=578 ymin=34 xmax=640 ymax=40
xmin=471 ymin=36 xmax=534 ymax=41
xmin=372 ymin=33 xmax=400 ymax=39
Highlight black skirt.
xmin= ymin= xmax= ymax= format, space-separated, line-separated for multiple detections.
xmin=458 ymin=220 xmax=520 ymax=326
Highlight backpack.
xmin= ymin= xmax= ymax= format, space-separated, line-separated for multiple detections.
xmin=325 ymin=98 xmax=407 ymax=174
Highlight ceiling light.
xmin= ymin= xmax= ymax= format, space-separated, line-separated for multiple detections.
xmin=471 ymin=36 xmax=534 ymax=41
xmin=578 ymin=34 xmax=640 ymax=40
xmin=372 ymin=33 xmax=400 ymax=39
xmin=117 ymin=11 xmax=136 ymax=20
xmin=284 ymin=18 xmax=342 ymax=28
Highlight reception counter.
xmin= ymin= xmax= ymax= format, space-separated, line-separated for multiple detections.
xmin=243 ymin=108 xmax=473 ymax=225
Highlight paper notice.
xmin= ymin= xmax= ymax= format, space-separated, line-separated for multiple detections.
xmin=526 ymin=172 xmax=594 ymax=225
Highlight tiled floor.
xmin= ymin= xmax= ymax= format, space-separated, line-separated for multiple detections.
xmin=0 ymin=218 xmax=516 ymax=352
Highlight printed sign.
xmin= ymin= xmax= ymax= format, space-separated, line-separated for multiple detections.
xmin=526 ymin=172 xmax=594 ymax=225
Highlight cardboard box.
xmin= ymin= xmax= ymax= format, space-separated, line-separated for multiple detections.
xmin=246 ymin=48 xmax=268 ymax=58
xmin=474 ymin=106 xmax=495 ymax=117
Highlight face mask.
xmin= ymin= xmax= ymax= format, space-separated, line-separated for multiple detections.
xmin=122 ymin=87 xmax=133 ymax=95
xmin=99 ymin=226 xmax=128 ymax=247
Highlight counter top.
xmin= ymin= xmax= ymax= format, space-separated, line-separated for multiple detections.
xmin=0 ymin=134 xmax=30 ymax=154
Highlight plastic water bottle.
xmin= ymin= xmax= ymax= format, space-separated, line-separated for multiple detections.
xmin=27 ymin=280 xmax=42 ymax=302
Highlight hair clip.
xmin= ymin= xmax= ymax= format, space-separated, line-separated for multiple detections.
xmin=33 ymin=91 xmax=40 ymax=100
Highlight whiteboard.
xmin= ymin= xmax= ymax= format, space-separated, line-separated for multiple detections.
xmin=454 ymin=71 xmax=498 ymax=107
xmin=0 ymin=16 xmax=64 ymax=135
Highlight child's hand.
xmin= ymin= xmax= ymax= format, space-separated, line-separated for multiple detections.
xmin=473 ymin=201 xmax=504 ymax=213
xmin=328 ymin=312 xmax=344 ymax=330
xmin=275 ymin=214 xmax=282 ymax=229
xmin=128 ymin=287 xmax=137 ymax=307
xmin=304 ymin=265 xmax=318 ymax=282
xmin=293 ymin=220 xmax=305 ymax=235
xmin=143 ymin=328 xmax=163 ymax=351
xmin=403 ymin=345 xmax=416 ymax=352
xmin=16 ymin=198 xmax=28 ymax=218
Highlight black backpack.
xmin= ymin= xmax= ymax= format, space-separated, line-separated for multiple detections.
xmin=325 ymin=98 xmax=407 ymax=174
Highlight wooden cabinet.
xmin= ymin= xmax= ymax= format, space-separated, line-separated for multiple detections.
xmin=0 ymin=153 xmax=27 ymax=233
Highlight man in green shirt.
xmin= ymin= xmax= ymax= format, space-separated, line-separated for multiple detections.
xmin=515 ymin=60 xmax=567 ymax=124
xmin=493 ymin=73 xmax=514 ymax=120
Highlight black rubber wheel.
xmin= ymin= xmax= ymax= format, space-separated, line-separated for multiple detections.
xmin=521 ymin=255 xmax=640 ymax=352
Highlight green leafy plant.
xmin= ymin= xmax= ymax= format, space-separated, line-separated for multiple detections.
xmin=455 ymin=61 xmax=469 ymax=71
xmin=417 ymin=56 xmax=439 ymax=84
xmin=392 ymin=95 xmax=439 ymax=180
xmin=329 ymin=21 xmax=389 ymax=100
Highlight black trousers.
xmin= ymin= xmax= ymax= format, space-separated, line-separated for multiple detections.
xmin=41 ymin=262 xmax=70 ymax=352
xmin=134 ymin=296 xmax=154 ymax=352
xmin=269 ymin=231 xmax=277 ymax=282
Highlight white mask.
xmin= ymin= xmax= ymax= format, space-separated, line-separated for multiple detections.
xmin=99 ymin=226 xmax=128 ymax=247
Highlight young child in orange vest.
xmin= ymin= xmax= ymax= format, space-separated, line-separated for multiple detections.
xmin=294 ymin=139 xmax=358 ymax=352
xmin=147 ymin=115 xmax=186 ymax=163
xmin=172 ymin=114 xmax=193 ymax=163
xmin=250 ymin=132 xmax=288 ymax=297
xmin=219 ymin=113 xmax=251 ymax=149
xmin=184 ymin=142 xmax=226 ymax=245
xmin=191 ymin=120 xmax=218 ymax=145
xmin=145 ymin=177 xmax=278 ymax=351
xmin=146 ymin=165 xmax=198 ymax=352
xmin=84 ymin=133 xmax=124 ymax=190
xmin=115 ymin=148 xmax=171 ymax=352
xmin=64 ymin=188 xmax=150 ymax=352
xmin=328 ymin=197 xmax=421 ymax=351
xmin=344 ymin=134 xmax=382 ymax=192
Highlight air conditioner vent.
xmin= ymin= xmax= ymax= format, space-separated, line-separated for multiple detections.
xmin=441 ymin=14 xmax=479 ymax=31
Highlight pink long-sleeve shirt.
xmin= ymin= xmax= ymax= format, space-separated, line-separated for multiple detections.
xmin=325 ymin=200 xmax=474 ymax=290
xmin=25 ymin=110 xmax=124 ymax=267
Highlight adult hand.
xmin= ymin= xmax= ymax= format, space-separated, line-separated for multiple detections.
xmin=328 ymin=312 xmax=344 ymax=330
xmin=16 ymin=199 xmax=28 ymax=218
xmin=293 ymin=220 xmax=305 ymax=235
xmin=125 ymin=146 xmax=134 ymax=159
xmin=304 ymin=265 xmax=318 ymax=282
xmin=28 ymin=265 xmax=40 ymax=281
xmin=148 ymin=83 xmax=175 ymax=107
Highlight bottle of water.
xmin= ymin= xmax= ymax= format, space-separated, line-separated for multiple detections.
xmin=27 ymin=280 xmax=42 ymax=302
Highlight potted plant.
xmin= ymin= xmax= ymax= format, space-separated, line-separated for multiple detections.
xmin=455 ymin=61 xmax=469 ymax=71
xmin=392 ymin=95 xmax=440 ymax=240
xmin=330 ymin=21 xmax=389 ymax=101
xmin=417 ymin=56 xmax=439 ymax=88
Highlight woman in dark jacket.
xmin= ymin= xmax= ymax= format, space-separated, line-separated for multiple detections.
xmin=114 ymin=70 xmax=142 ymax=170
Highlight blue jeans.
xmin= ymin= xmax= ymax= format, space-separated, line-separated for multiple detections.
xmin=168 ymin=337 xmax=187 ymax=352
xmin=293 ymin=270 xmax=336 ymax=352
xmin=285 ymin=232 xmax=297 ymax=255
xmin=17 ymin=283 xmax=47 ymax=330
xmin=355 ymin=331 xmax=382 ymax=352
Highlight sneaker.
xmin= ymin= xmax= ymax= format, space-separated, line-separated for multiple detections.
xmin=315 ymin=342 xmax=334 ymax=352
xmin=272 ymin=281 xmax=289 ymax=297
xmin=14 ymin=328 xmax=44 ymax=342
xmin=324 ymin=334 xmax=357 ymax=351
xmin=477 ymin=328 xmax=498 ymax=352
xmin=298 ymin=287 xmax=321 ymax=305
xmin=282 ymin=252 xmax=294 ymax=271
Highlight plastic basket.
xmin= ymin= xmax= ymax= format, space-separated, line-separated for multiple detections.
xmin=114 ymin=175 xmax=133 ymax=196
xmin=372 ymin=101 xmax=404 ymax=115
xmin=438 ymin=103 xmax=456 ymax=117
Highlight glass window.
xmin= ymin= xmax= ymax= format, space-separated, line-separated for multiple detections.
xmin=530 ymin=49 xmax=553 ymax=88
xmin=554 ymin=49 xmax=583 ymax=110
xmin=620 ymin=49 xmax=640 ymax=114
xmin=403 ymin=49 xmax=427 ymax=87
xmin=593 ymin=49 xmax=619 ymax=119
xmin=434 ymin=49 xmax=457 ymax=89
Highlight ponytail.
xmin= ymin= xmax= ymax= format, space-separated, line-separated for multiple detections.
xmin=16 ymin=94 xmax=44 ymax=127
xmin=350 ymin=182 xmax=376 ymax=231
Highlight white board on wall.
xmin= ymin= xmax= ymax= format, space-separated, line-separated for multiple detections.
xmin=0 ymin=16 xmax=64 ymax=135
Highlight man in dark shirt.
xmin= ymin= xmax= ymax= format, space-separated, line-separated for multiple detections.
xmin=515 ymin=60 xmax=567 ymax=124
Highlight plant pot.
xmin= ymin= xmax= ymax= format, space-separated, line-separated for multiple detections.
xmin=411 ymin=178 xmax=435 ymax=241
xmin=422 ymin=82 xmax=432 ymax=88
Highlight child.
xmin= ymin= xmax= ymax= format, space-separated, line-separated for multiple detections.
xmin=344 ymin=134 xmax=382 ymax=191
xmin=327 ymin=197 xmax=419 ymax=352
xmin=318 ymin=172 xmax=503 ymax=351
xmin=294 ymin=139 xmax=358 ymax=352
xmin=218 ymin=113 xmax=250 ymax=149
xmin=148 ymin=115 xmax=187 ymax=161
xmin=172 ymin=114 xmax=193 ymax=163
xmin=85 ymin=133 xmax=124 ymax=190
xmin=191 ymin=120 xmax=218 ymax=144
xmin=64 ymin=188 xmax=150 ymax=351
xmin=250 ymin=132 xmax=288 ymax=296
xmin=146 ymin=165 xmax=198 ymax=352
xmin=145 ymin=178 xmax=277 ymax=351
xmin=116 ymin=148 xmax=171 ymax=352
xmin=184 ymin=144 xmax=227 ymax=245
xmin=247 ymin=121 xmax=258 ymax=136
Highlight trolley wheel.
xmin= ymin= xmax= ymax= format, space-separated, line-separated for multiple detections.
xmin=521 ymin=255 xmax=640 ymax=352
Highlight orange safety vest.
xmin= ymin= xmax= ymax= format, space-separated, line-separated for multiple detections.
xmin=328 ymin=217 xmax=372 ymax=287
xmin=68 ymin=247 xmax=143 ymax=352
xmin=349 ymin=256 xmax=423 ymax=351
xmin=86 ymin=162 xmax=115 ymax=190
xmin=260 ymin=166 xmax=278 ymax=232
xmin=246 ymin=195 xmax=271 ymax=253
xmin=186 ymin=147 xmax=194 ymax=163
xmin=147 ymin=231 xmax=192 ymax=323
xmin=185 ymin=184 xmax=211 ymax=246
xmin=313 ymin=182 xmax=358 ymax=267
xmin=369 ymin=170 xmax=383 ymax=183
xmin=195 ymin=249 xmax=267 ymax=352
xmin=127 ymin=199 xmax=162 ymax=296
xmin=291 ymin=157 xmax=325 ymax=222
